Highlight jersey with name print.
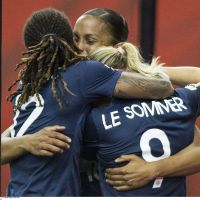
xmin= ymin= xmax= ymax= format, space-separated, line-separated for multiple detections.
xmin=7 ymin=60 xmax=121 ymax=197
xmin=83 ymin=85 xmax=200 ymax=196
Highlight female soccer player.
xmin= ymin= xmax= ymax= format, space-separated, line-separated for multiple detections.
xmin=3 ymin=8 xmax=172 ymax=197
xmin=2 ymin=7 xmax=200 ymax=196
xmin=73 ymin=8 xmax=200 ymax=192
xmin=82 ymin=42 xmax=200 ymax=196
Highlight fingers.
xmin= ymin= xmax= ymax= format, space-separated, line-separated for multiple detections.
xmin=115 ymin=154 xmax=138 ymax=163
xmin=45 ymin=125 xmax=66 ymax=131
xmin=105 ymin=174 xmax=126 ymax=181
xmin=39 ymin=150 xmax=54 ymax=156
xmin=113 ymin=185 xmax=132 ymax=191
xmin=31 ymin=138 xmax=70 ymax=157
xmin=105 ymin=174 xmax=132 ymax=181
xmin=49 ymin=131 xmax=71 ymax=143
xmin=106 ymin=180 xmax=126 ymax=187
xmin=40 ymin=143 xmax=65 ymax=154
xmin=106 ymin=175 xmax=148 ymax=191
xmin=105 ymin=167 xmax=126 ymax=175
xmin=48 ymin=138 xmax=70 ymax=149
xmin=30 ymin=126 xmax=72 ymax=156
xmin=43 ymin=126 xmax=72 ymax=143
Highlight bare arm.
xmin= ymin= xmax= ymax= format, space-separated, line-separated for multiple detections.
xmin=114 ymin=71 xmax=173 ymax=99
xmin=105 ymin=126 xmax=200 ymax=191
xmin=163 ymin=66 xmax=200 ymax=86
xmin=1 ymin=126 xmax=71 ymax=165
xmin=1 ymin=127 xmax=28 ymax=164
xmin=151 ymin=126 xmax=200 ymax=177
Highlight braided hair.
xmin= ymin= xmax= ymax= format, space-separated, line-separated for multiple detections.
xmin=8 ymin=8 xmax=86 ymax=110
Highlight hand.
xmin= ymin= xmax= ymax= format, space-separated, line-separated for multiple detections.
xmin=105 ymin=154 xmax=157 ymax=191
xmin=24 ymin=125 xmax=71 ymax=156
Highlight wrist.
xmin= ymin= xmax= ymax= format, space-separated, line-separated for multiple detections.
xmin=148 ymin=162 xmax=161 ymax=179
xmin=19 ymin=134 xmax=32 ymax=153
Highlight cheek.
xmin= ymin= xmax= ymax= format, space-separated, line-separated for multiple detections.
xmin=87 ymin=43 xmax=106 ymax=55
xmin=87 ymin=46 xmax=97 ymax=55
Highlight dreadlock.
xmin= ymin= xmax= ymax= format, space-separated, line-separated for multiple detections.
xmin=8 ymin=8 xmax=87 ymax=110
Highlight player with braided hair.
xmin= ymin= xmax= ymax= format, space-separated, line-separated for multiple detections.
xmin=4 ymin=8 xmax=173 ymax=197
xmin=8 ymin=9 xmax=85 ymax=110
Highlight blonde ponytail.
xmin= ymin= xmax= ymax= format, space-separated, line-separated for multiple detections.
xmin=90 ymin=42 xmax=168 ymax=79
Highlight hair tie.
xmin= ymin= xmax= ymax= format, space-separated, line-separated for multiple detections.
xmin=42 ymin=33 xmax=57 ymax=39
xmin=117 ymin=47 xmax=125 ymax=56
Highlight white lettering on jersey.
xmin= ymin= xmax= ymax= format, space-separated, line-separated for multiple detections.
xmin=102 ymin=111 xmax=121 ymax=130
xmin=102 ymin=114 xmax=112 ymax=130
xmin=111 ymin=111 xmax=121 ymax=127
xmin=140 ymin=129 xmax=171 ymax=162
xmin=185 ymin=84 xmax=199 ymax=91
xmin=10 ymin=93 xmax=44 ymax=137
xmin=140 ymin=128 xmax=171 ymax=189
xmin=131 ymin=104 xmax=145 ymax=117
xmin=123 ymin=97 xmax=187 ymax=119
xmin=141 ymin=101 xmax=161 ymax=117
xmin=102 ymin=97 xmax=188 ymax=130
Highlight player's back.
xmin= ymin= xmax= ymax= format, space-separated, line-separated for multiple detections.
xmin=84 ymin=85 xmax=200 ymax=196
xmin=7 ymin=60 xmax=121 ymax=197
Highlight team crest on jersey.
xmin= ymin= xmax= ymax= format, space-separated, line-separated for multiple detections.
xmin=185 ymin=83 xmax=200 ymax=91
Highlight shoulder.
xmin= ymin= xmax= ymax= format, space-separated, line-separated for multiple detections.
xmin=175 ymin=84 xmax=200 ymax=96
xmin=76 ymin=60 xmax=118 ymax=72
xmin=61 ymin=60 xmax=105 ymax=76
xmin=76 ymin=60 xmax=104 ymax=67
xmin=174 ymin=84 xmax=200 ymax=105
xmin=184 ymin=83 xmax=200 ymax=91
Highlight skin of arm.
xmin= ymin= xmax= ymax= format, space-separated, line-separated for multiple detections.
xmin=105 ymin=68 xmax=200 ymax=191
xmin=105 ymin=126 xmax=200 ymax=191
xmin=114 ymin=71 xmax=174 ymax=99
xmin=163 ymin=66 xmax=200 ymax=86
xmin=1 ymin=126 xmax=71 ymax=165
xmin=151 ymin=125 xmax=200 ymax=177
xmin=1 ymin=69 xmax=172 ymax=165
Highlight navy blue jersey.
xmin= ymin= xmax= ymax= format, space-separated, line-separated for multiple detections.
xmin=83 ymin=85 xmax=200 ymax=197
xmin=80 ymin=161 xmax=101 ymax=196
xmin=7 ymin=60 xmax=121 ymax=197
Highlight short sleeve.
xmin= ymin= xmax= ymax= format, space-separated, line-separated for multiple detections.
xmin=79 ymin=61 xmax=122 ymax=101
xmin=178 ymin=84 xmax=200 ymax=117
